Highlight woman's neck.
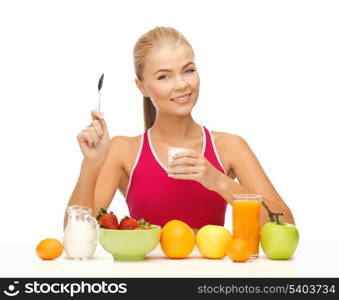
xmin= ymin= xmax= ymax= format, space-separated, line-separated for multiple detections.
xmin=150 ymin=113 xmax=201 ymax=143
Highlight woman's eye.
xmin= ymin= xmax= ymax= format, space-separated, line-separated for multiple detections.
xmin=158 ymin=69 xmax=195 ymax=80
xmin=158 ymin=75 xmax=168 ymax=80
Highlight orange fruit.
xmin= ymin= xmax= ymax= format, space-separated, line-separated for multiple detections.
xmin=227 ymin=238 xmax=251 ymax=262
xmin=160 ymin=220 xmax=195 ymax=258
xmin=224 ymin=237 xmax=233 ymax=256
xmin=36 ymin=238 xmax=63 ymax=260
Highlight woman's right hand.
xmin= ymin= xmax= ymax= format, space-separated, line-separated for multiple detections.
xmin=77 ymin=109 xmax=110 ymax=165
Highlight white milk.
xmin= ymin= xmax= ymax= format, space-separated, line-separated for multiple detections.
xmin=63 ymin=221 xmax=97 ymax=259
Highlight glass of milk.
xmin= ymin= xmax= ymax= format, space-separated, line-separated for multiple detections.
xmin=63 ymin=205 xmax=98 ymax=260
xmin=168 ymin=147 xmax=193 ymax=169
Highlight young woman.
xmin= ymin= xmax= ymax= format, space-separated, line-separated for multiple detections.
xmin=64 ymin=26 xmax=295 ymax=232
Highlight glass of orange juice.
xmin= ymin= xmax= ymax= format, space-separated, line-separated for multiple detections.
xmin=232 ymin=194 xmax=261 ymax=258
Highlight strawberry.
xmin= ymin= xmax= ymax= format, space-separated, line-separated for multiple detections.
xmin=137 ymin=218 xmax=151 ymax=230
xmin=118 ymin=216 xmax=139 ymax=230
xmin=96 ymin=208 xmax=118 ymax=229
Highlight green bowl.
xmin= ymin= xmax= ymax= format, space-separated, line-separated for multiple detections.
xmin=98 ymin=225 xmax=161 ymax=261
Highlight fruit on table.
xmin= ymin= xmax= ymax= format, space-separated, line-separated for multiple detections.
xmin=96 ymin=208 xmax=118 ymax=229
xmin=160 ymin=220 xmax=195 ymax=258
xmin=196 ymin=225 xmax=232 ymax=259
xmin=36 ymin=238 xmax=63 ymax=260
xmin=119 ymin=216 xmax=139 ymax=230
xmin=227 ymin=238 xmax=251 ymax=262
xmin=137 ymin=218 xmax=151 ymax=229
xmin=96 ymin=209 xmax=153 ymax=230
xmin=260 ymin=201 xmax=299 ymax=260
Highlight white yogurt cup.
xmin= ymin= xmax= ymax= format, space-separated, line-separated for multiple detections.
xmin=168 ymin=147 xmax=193 ymax=168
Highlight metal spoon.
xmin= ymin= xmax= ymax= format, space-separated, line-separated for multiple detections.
xmin=98 ymin=73 xmax=104 ymax=112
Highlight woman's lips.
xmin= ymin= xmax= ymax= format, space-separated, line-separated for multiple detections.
xmin=170 ymin=93 xmax=191 ymax=103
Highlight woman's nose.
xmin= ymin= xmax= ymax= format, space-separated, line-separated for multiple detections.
xmin=173 ymin=74 xmax=188 ymax=90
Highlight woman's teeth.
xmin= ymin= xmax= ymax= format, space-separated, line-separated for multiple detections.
xmin=171 ymin=94 xmax=191 ymax=103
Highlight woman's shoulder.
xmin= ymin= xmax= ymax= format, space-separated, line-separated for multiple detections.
xmin=210 ymin=130 xmax=249 ymax=154
xmin=211 ymin=130 xmax=244 ymax=145
xmin=109 ymin=134 xmax=144 ymax=160
xmin=209 ymin=130 xmax=247 ymax=179
xmin=107 ymin=135 xmax=143 ymax=171
xmin=109 ymin=134 xmax=142 ymax=149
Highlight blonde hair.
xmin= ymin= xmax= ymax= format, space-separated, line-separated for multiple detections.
xmin=133 ymin=26 xmax=194 ymax=131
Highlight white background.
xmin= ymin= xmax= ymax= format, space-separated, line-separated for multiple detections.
xmin=0 ymin=0 xmax=338 ymax=246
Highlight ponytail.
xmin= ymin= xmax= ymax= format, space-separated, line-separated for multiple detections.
xmin=143 ymin=96 xmax=156 ymax=131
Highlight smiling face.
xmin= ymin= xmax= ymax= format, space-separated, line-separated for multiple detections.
xmin=135 ymin=43 xmax=200 ymax=116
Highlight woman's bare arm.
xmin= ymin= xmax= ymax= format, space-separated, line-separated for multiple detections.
xmin=216 ymin=134 xmax=295 ymax=229
xmin=93 ymin=136 xmax=129 ymax=217
xmin=63 ymin=136 xmax=125 ymax=230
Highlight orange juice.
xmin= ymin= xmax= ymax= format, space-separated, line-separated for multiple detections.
xmin=232 ymin=195 xmax=261 ymax=258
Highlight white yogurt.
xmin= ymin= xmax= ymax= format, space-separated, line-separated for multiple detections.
xmin=63 ymin=221 xmax=97 ymax=259
xmin=168 ymin=146 xmax=193 ymax=168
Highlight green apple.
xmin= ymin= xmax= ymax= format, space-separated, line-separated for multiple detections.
xmin=260 ymin=202 xmax=299 ymax=260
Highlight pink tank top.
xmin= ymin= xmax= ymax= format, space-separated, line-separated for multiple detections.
xmin=125 ymin=125 xmax=228 ymax=228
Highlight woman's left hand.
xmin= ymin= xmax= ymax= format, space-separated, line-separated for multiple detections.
xmin=167 ymin=150 xmax=224 ymax=191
